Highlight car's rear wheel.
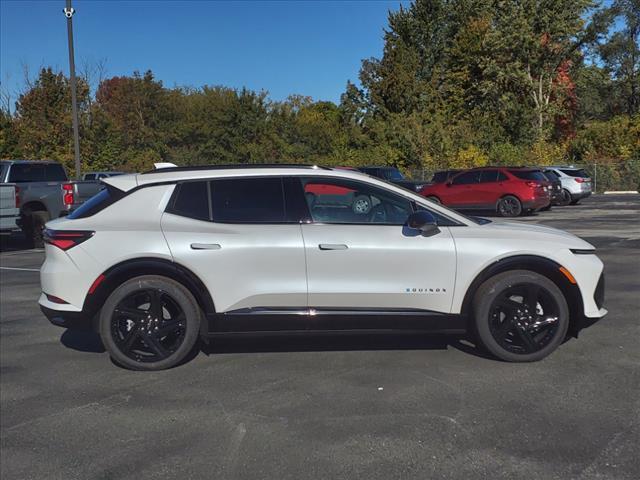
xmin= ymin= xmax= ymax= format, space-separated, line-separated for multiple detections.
xmin=497 ymin=195 xmax=522 ymax=217
xmin=558 ymin=189 xmax=572 ymax=206
xmin=570 ymin=198 xmax=581 ymax=205
xmin=23 ymin=211 xmax=50 ymax=248
xmin=99 ymin=275 xmax=201 ymax=370
xmin=426 ymin=196 xmax=441 ymax=204
xmin=472 ymin=270 xmax=569 ymax=362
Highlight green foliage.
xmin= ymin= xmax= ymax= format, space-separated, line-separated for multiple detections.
xmin=0 ymin=1 xmax=637 ymax=193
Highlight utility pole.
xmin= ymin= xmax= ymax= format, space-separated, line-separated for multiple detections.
xmin=64 ymin=0 xmax=81 ymax=180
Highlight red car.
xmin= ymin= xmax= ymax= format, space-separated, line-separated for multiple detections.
xmin=419 ymin=167 xmax=551 ymax=217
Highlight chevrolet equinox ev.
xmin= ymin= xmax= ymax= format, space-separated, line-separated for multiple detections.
xmin=39 ymin=165 xmax=607 ymax=370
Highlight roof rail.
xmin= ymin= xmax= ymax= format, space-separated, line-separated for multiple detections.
xmin=140 ymin=163 xmax=332 ymax=174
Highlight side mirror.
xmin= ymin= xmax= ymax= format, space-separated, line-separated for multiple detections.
xmin=407 ymin=210 xmax=440 ymax=236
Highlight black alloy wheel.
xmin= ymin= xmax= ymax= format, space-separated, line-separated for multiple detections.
xmin=497 ymin=195 xmax=522 ymax=217
xmin=111 ymin=289 xmax=186 ymax=363
xmin=558 ymin=189 xmax=572 ymax=206
xmin=100 ymin=275 xmax=201 ymax=370
xmin=488 ymin=283 xmax=560 ymax=355
xmin=472 ymin=270 xmax=569 ymax=362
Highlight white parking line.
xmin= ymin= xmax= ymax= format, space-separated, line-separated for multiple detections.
xmin=0 ymin=267 xmax=40 ymax=272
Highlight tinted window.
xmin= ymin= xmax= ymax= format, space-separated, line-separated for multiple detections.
xmin=46 ymin=164 xmax=68 ymax=181
xmin=211 ymin=177 xmax=285 ymax=223
xmin=302 ymin=177 xmax=412 ymax=225
xmin=382 ymin=168 xmax=405 ymax=181
xmin=169 ymin=181 xmax=210 ymax=221
xmin=84 ymin=174 xmax=95 ymax=180
xmin=8 ymin=163 xmax=46 ymax=182
xmin=560 ymin=168 xmax=589 ymax=178
xmin=509 ymin=170 xmax=547 ymax=181
xmin=497 ymin=171 xmax=508 ymax=181
xmin=451 ymin=171 xmax=481 ymax=185
xmin=544 ymin=170 xmax=560 ymax=180
xmin=68 ymin=186 xmax=124 ymax=219
xmin=479 ymin=170 xmax=499 ymax=183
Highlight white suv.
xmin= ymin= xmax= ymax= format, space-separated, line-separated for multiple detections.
xmin=39 ymin=165 xmax=607 ymax=370
xmin=544 ymin=166 xmax=593 ymax=205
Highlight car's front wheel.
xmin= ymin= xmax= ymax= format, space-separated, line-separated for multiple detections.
xmin=472 ymin=270 xmax=569 ymax=362
xmin=99 ymin=275 xmax=202 ymax=370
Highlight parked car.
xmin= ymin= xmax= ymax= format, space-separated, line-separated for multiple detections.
xmin=0 ymin=183 xmax=20 ymax=234
xmin=40 ymin=164 xmax=606 ymax=370
xmin=419 ymin=167 xmax=551 ymax=217
xmin=544 ymin=166 xmax=592 ymax=205
xmin=357 ymin=166 xmax=427 ymax=192
xmin=430 ymin=169 xmax=461 ymax=184
xmin=540 ymin=169 xmax=564 ymax=208
xmin=0 ymin=160 xmax=103 ymax=247
xmin=82 ymin=171 xmax=125 ymax=181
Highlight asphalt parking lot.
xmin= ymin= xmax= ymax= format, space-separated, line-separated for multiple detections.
xmin=1 ymin=194 xmax=639 ymax=480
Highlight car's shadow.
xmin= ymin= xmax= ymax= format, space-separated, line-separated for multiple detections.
xmin=60 ymin=329 xmax=495 ymax=360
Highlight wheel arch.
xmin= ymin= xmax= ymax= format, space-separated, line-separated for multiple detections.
xmin=21 ymin=200 xmax=49 ymax=215
xmin=82 ymin=257 xmax=216 ymax=332
xmin=461 ymin=254 xmax=584 ymax=330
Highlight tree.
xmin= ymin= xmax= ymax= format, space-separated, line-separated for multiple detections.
xmin=599 ymin=0 xmax=640 ymax=115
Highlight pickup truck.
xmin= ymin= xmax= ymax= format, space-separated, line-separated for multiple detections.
xmin=0 ymin=183 xmax=20 ymax=234
xmin=0 ymin=160 xmax=102 ymax=247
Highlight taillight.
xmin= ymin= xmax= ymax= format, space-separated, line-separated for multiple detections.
xmin=62 ymin=183 xmax=74 ymax=206
xmin=15 ymin=186 xmax=20 ymax=208
xmin=574 ymin=178 xmax=585 ymax=183
xmin=525 ymin=181 xmax=540 ymax=188
xmin=45 ymin=293 xmax=69 ymax=304
xmin=43 ymin=229 xmax=94 ymax=251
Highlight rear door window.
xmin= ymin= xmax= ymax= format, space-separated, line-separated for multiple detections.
xmin=451 ymin=171 xmax=481 ymax=185
xmin=211 ymin=177 xmax=286 ymax=223
xmin=509 ymin=170 xmax=547 ymax=181
xmin=560 ymin=169 xmax=589 ymax=178
xmin=479 ymin=170 xmax=499 ymax=183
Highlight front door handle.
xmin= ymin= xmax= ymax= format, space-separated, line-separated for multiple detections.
xmin=190 ymin=243 xmax=221 ymax=250
xmin=319 ymin=244 xmax=348 ymax=250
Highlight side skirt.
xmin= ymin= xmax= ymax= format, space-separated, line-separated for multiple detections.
xmin=204 ymin=307 xmax=468 ymax=336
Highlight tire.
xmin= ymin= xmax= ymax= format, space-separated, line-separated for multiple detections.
xmin=570 ymin=198 xmax=581 ymax=205
xmin=352 ymin=194 xmax=372 ymax=215
xmin=557 ymin=189 xmax=572 ymax=206
xmin=426 ymin=196 xmax=441 ymax=204
xmin=497 ymin=195 xmax=522 ymax=217
xmin=99 ymin=275 xmax=202 ymax=371
xmin=24 ymin=211 xmax=50 ymax=248
xmin=472 ymin=270 xmax=569 ymax=362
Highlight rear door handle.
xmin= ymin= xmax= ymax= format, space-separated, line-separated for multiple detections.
xmin=190 ymin=243 xmax=221 ymax=250
xmin=319 ymin=244 xmax=348 ymax=250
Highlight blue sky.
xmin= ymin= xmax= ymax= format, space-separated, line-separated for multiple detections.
xmin=0 ymin=0 xmax=407 ymax=105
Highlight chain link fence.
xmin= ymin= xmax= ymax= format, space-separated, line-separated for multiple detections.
xmin=406 ymin=160 xmax=640 ymax=193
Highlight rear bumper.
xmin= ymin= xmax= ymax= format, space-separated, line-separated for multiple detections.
xmin=522 ymin=196 xmax=551 ymax=210
xmin=40 ymin=304 xmax=95 ymax=331
xmin=572 ymin=191 xmax=592 ymax=200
